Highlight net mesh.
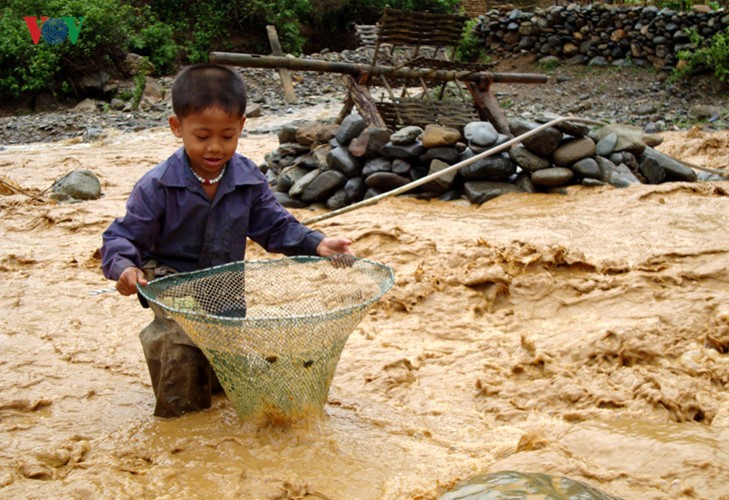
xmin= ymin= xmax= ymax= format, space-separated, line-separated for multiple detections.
xmin=137 ymin=256 xmax=395 ymax=422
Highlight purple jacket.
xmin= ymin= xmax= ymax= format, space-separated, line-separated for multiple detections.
xmin=101 ymin=148 xmax=324 ymax=280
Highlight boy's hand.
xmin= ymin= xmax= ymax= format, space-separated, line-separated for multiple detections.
xmin=117 ymin=266 xmax=148 ymax=296
xmin=316 ymin=237 xmax=353 ymax=257
xmin=317 ymin=237 xmax=355 ymax=268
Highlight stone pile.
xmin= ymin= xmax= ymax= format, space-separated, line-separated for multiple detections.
xmin=476 ymin=4 xmax=729 ymax=69
xmin=262 ymin=113 xmax=698 ymax=209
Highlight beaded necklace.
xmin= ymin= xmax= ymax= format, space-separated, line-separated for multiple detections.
xmin=190 ymin=163 xmax=227 ymax=185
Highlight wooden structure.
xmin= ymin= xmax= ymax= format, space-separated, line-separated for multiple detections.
xmin=266 ymin=25 xmax=297 ymax=104
xmin=210 ymin=8 xmax=548 ymax=135
xmin=460 ymin=0 xmax=489 ymax=17
xmin=340 ymin=7 xmax=535 ymax=134
xmin=354 ymin=24 xmax=378 ymax=48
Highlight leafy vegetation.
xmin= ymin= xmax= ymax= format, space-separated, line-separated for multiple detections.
xmin=538 ymin=58 xmax=561 ymax=72
xmin=131 ymin=58 xmax=153 ymax=110
xmin=674 ymin=26 xmax=729 ymax=82
xmin=4 ymin=0 xmax=728 ymax=105
xmin=619 ymin=0 xmax=726 ymax=11
xmin=0 ymin=0 xmax=461 ymax=101
xmin=0 ymin=0 xmax=133 ymax=98
xmin=127 ymin=6 xmax=178 ymax=75
xmin=455 ymin=18 xmax=484 ymax=63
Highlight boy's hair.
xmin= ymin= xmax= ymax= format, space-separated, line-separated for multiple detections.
xmin=171 ymin=63 xmax=247 ymax=118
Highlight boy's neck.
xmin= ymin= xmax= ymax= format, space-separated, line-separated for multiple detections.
xmin=190 ymin=162 xmax=227 ymax=185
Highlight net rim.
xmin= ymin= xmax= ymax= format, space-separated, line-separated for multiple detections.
xmin=136 ymin=256 xmax=395 ymax=324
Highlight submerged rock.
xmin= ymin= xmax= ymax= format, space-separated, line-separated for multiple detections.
xmin=463 ymin=181 xmax=525 ymax=204
xmin=439 ymin=470 xmax=623 ymax=500
xmin=51 ymin=170 xmax=101 ymax=201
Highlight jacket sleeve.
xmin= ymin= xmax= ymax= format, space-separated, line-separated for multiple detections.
xmin=100 ymin=178 xmax=164 ymax=281
xmin=245 ymin=172 xmax=325 ymax=256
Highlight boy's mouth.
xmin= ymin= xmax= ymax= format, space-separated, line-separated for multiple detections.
xmin=203 ymin=158 xmax=224 ymax=168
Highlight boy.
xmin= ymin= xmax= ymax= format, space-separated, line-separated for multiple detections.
xmin=100 ymin=64 xmax=352 ymax=417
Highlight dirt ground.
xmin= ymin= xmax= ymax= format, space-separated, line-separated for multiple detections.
xmin=1 ymin=102 xmax=729 ymax=499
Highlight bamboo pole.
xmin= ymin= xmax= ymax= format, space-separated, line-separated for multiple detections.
xmin=209 ymin=52 xmax=549 ymax=85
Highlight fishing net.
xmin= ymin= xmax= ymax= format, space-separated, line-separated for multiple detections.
xmin=137 ymin=256 xmax=395 ymax=422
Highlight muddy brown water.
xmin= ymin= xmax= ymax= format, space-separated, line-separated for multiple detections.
xmin=1 ymin=107 xmax=729 ymax=498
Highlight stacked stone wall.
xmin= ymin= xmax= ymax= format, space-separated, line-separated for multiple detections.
xmin=476 ymin=4 xmax=729 ymax=69
xmin=263 ymin=114 xmax=705 ymax=211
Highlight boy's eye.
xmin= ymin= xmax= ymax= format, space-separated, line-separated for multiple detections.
xmin=195 ymin=136 xmax=208 ymax=140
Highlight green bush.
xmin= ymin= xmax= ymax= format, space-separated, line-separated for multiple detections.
xmin=0 ymin=0 xmax=134 ymax=98
xmin=455 ymin=17 xmax=483 ymax=62
xmin=145 ymin=0 xmax=307 ymax=59
xmin=0 ymin=0 xmax=485 ymax=102
xmin=142 ymin=1 xmax=233 ymax=63
xmin=675 ymin=26 xmax=729 ymax=82
xmin=232 ymin=0 xmax=311 ymax=54
xmin=128 ymin=6 xmax=179 ymax=75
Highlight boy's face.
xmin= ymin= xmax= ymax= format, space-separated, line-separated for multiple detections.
xmin=169 ymin=106 xmax=246 ymax=178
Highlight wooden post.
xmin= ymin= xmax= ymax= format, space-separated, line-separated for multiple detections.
xmin=336 ymin=95 xmax=355 ymax=124
xmin=340 ymin=75 xmax=387 ymax=129
xmin=466 ymin=78 xmax=511 ymax=137
xmin=266 ymin=25 xmax=298 ymax=105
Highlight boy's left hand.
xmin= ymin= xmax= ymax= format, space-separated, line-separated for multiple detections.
xmin=316 ymin=237 xmax=353 ymax=257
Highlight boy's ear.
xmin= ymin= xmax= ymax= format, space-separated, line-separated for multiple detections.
xmin=240 ymin=115 xmax=246 ymax=130
xmin=169 ymin=116 xmax=183 ymax=138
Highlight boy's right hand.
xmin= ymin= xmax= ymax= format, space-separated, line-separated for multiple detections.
xmin=117 ymin=266 xmax=148 ymax=296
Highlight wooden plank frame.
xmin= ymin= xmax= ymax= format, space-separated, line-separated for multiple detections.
xmin=341 ymin=7 xmax=507 ymax=132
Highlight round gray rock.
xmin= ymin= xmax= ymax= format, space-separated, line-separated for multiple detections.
xmin=572 ymin=157 xmax=601 ymax=179
xmin=509 ymin=145 xmax=551 ymax=173
xmin=390 ymin=126 xmax=423 ymax=145
xmin=464 ymin=121 xmax=499 ymax=148
xmin=335 ymin=113 xmax=367 ymax=145
xmin=595 ymin=132 xmax=618 ymax=157
xmin=553 ymin=137 xmax=596 ymax=167
xmin=301 ymin=170 xmax=347 ymax=203
xmin=531 ymin=167 xmax=575 ymax=187
xmin=52 ymin=170 xmax=102 ymax=200
xmin=364 ymin=172 xmax=410 ymax=191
